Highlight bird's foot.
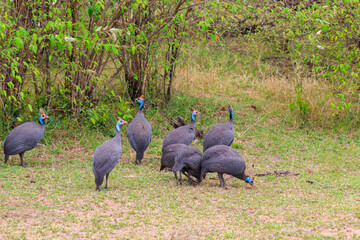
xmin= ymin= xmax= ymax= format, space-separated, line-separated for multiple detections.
xmin=20 ymin=164 xmax=27 ymax=168
xmin=188 ymin=178 xmax=197 ymax=185
xmin=96 ymin=187 xmax=102 ymax=191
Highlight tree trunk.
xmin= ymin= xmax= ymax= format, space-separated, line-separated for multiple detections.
xmin=125 ymin=70 xmax=143 ymax=100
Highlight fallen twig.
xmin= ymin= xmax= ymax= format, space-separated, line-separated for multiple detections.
xmin=274 ymin=171 xmax=300 ymax=176
xmin=253 ymin=172 xmax=272 ymax=176
xmin=306 ymin=180 xmax=339 ymax=188
xmin=253 ymin=171 xmax=300 ymax=176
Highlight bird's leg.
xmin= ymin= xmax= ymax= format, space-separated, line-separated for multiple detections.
xmin=96 ymin=186 xmax=102 ymax=191
xmin=178 ymin=172 xmax=183 ymax=185
xmin=182 ymin=171 xmax=195 ymax=185
xmin=173 ymin=172 xmax=178 ymax=180
xmin=104 ymin=173 xmax=109 ymax=189
xmin=218 ymin=173 xmax=226 ymax=188
xmin=4 ymin=155 xmax=9 ymax=164
xmin=19 ymin=152 xmax=27 ymax=168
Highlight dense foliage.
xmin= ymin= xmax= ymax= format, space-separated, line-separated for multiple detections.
xmin=1 ymin=0 xmax=360 ymax=131
xmin=0 ymin=0 xmax=221 ymax=130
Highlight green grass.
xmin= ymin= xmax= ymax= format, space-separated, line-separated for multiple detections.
xmin=1 ymin=53 xmax=360 ymax=239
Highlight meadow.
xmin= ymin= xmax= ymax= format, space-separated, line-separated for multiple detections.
xmin=1 ymin=51 xmax=360 ymax=239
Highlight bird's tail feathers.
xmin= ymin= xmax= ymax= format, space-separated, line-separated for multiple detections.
xmin=136 ymin=151 xmax=144 ymax=162
xmin=172 ymin=162 xmax=186 ymax=173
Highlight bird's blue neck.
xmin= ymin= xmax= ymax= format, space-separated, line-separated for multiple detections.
xmin=116 ymin=122 xmax=121 ymax=132
xmin=229 ymin=109 xmax=233 ymax=120
xmin=139 ymin=100 xmax=144 ymax=110
xmin=38 ymin=117 xmax=45 ymax=125
xmin=191 ymin=113 xmax=196 ymax=121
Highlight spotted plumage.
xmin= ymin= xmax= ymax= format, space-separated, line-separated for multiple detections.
xmin=172 ymin=145 xmax=203 ymax=184
xmin=203 ymin=104 xmax=234 ymax=152
xmin=162 ymin=109 xmax=200 ymax=152
xmin=92 ymin=117 xmax=127 ymax=191
xmin=3 ymin=109 xmax=48 ymax=167
xmin=127 ymin=95 xmax=152 ymax=164
xmin=200 ymin=145 xmax=253 ymax=187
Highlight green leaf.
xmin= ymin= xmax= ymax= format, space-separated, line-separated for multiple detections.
xmin=32 ymin=33 xmax=38 ymax=42
xmin=67 ymin=21 xmax=72 ymax=31
xmin=30 ymin=44 xmax=38 ymax=53
xmin=7 ymin=82 xmax=15 ymax=89
xmin=16 ymin=75 xmax=22 ymax=83
xmin=88 ymin=6 xmax=94 ymax=18
xmin=131 ymin=46 xmax=136 ymax=55
xmin=28 ymin=104 xmax=33 ymax=112
xmin=111 ymin=46 xmax=119 ymax=55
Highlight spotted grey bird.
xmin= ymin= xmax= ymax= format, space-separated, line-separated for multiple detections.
xmin=4 ymin=109 xmax=48 ymax=167
xmin=203 ymin=104 xmax=234 ymax=153
xmin=162 ymin=109 xmax=200 ymax=152
xmin=200 ymin=145 xmax=253 ymax=188
xmin=127 ymin=95 xmax=152 ymax=164
xmin=172 ymin=145 xmax=202 ymax=185
xmin=92 ymin=117 xmax=127 ymax=191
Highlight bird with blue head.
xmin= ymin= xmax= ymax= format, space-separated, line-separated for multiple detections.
xmin=203 ymin=104 xmax=234 ymax=153
xmin=127 ymin=95 xmax=152 ymax=164
xmin=162 ymin=109 xmax=200 ymax=152
xmin=200 ymin=145 xmax=254 ymax=188
xmin=92 ymin=117 xmax=127 ymax=191
xmin=3 ymin=109 xmax=48 ymax=167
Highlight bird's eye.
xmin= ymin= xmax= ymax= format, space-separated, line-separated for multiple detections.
xmin=42 ymin=115 xmax=45 ymax=118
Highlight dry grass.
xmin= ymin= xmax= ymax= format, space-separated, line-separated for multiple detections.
xmin=176 ymin=50 xmax=357 ymax=129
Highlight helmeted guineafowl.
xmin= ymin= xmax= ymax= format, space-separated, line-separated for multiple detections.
xmin=200 ymin=145 xmax=253 ymax=188
xmin=160 ymin=143 xmax=187 ymax=179
xmin=203 ymin=104 xmax=234 ymax=152
xmin=92 ymin=117 xmax=127 ymax=191
xmin=162 ymin=109 xmax=200 ymax=152
xmin=3 ymin=109 xmax=48 ymax=167
xmin=127 ymin=95 xmax=152 ymax=164
xmin=172 ymin=145 xmax=202 ymax=185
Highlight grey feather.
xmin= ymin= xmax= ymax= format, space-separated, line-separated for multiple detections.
xmin=92 ymin=121 xmax=124 ymax=191
xmin=127 ymin=109 xmax=152 ymax=164
xmin=203 ymin=110 xmax=234 ymax=152
xmin=160 ymin=143 xmax=187 ymax=171
xmin=162 ymin=111 xmax=198 ymax=151
xmin=4 ymin=118 xmax=46 ymax=167
xmin=200 ymin=145 xmax=251 ymax=187
xmin=172 ymin=145 xmax=202 ymax=182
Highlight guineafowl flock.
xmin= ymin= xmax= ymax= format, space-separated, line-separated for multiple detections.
xmin=2 ymin=98 xmax=254 ymax=191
